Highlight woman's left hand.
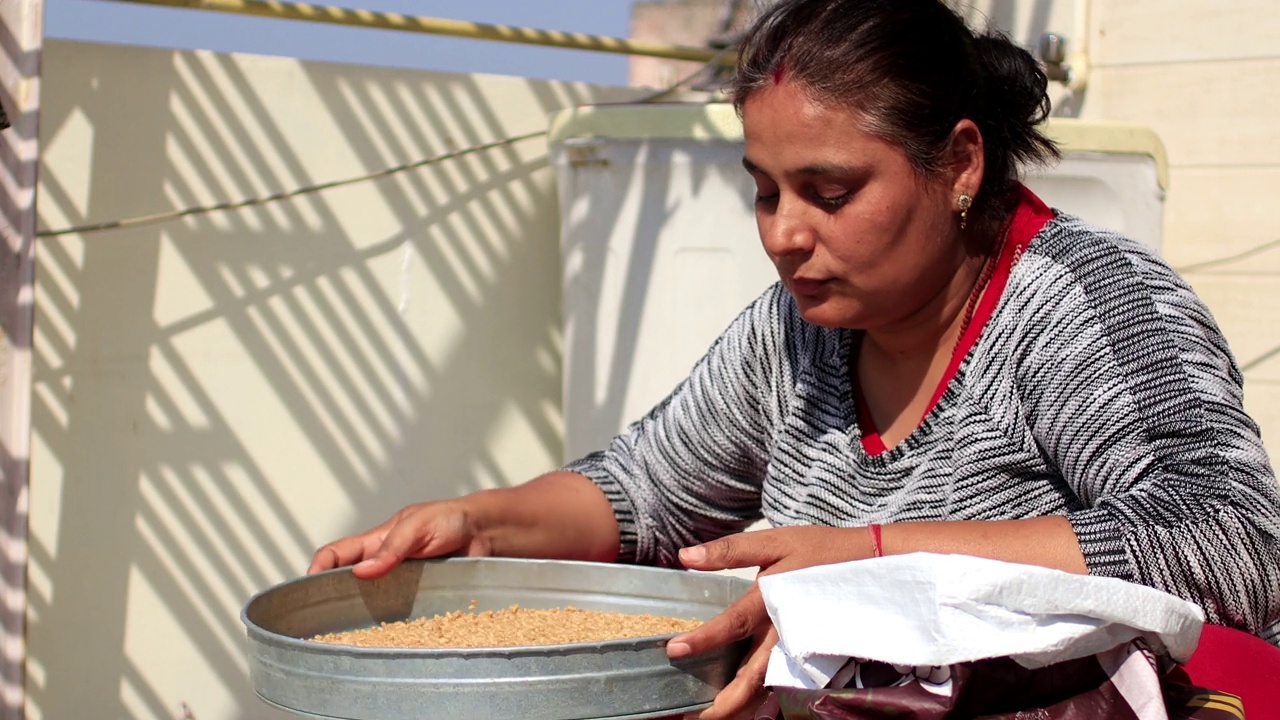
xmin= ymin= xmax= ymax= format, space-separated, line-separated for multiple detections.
xmin=666 ymin=526 xmax=876 ymax=720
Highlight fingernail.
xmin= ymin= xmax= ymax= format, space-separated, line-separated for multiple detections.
xmin=667 ymin=640 xmax=692 ymax=658
xmin=354 ymin=559 xmax=376 ymax=571
xmin=680 ymin=545 xmax=706 ymax=563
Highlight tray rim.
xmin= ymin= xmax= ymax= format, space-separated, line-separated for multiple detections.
xmin=242 ymin=556 xmax=752 ymax=657
xmin=254 ymin=690 xmax=714 ymax=720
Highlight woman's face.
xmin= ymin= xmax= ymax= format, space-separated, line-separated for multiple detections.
xmin=741 ymin=81 xmax=970 ymax=331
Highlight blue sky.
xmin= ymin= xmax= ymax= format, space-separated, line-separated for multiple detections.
xmin=45 ymin=0 xmax=638 ymax=85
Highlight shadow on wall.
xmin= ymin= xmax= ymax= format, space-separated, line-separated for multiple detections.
xmin=0 ymin=8 xmax=41 ymax=720
xmin=556 ymin=134 xmax=761 ymax=459
xmin=29 ymin=41 xmax=649 ymax=720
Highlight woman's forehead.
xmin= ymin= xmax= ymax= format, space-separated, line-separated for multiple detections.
xmin=742 ymin=82 xmax=873 ymax=140
xmin=742 ymin=85 xmax=895 ymax=172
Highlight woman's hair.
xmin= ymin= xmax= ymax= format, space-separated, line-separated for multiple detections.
xmin=732 ymin=0 xmax=1060 ymax=236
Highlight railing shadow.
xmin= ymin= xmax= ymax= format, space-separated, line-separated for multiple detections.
xmin=0 ymin=9 xmax=40 ymax=720
xmin=29 ymin=40 xmax=650 ymax=720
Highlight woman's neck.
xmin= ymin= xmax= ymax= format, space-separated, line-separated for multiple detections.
xmin=861 ymin=248 xmax=990 ymax=364
xmin=854 ymin=244 xmax=996 ymax=451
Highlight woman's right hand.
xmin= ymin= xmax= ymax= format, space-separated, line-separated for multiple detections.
xmin=307 ymin=500 xmax=493 ymax=579
xmin=307 ymin=472 xmax=621 ymax=578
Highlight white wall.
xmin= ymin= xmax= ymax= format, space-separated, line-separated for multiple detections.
xmin=30 ymin=39 xmax=649 ymax=720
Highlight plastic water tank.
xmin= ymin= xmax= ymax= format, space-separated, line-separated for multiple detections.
xmin=548 ymin=103 xmax=1168 ymax=459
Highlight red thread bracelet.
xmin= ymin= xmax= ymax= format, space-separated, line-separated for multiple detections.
xmin=868 ymin=523 xmax=883 ymax=558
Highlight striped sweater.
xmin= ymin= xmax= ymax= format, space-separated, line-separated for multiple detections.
xmin=565 ymin=199 xmax=1280 ymax=644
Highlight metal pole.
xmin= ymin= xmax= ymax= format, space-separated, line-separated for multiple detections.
xmin=108 ymin=0 xmax=735 ymax=65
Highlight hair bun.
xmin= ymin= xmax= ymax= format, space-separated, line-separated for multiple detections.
xmin=968 ymin=31 xmax=1057 ymax=176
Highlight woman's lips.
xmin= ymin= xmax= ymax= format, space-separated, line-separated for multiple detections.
xmin=789 ymin=277 xmax=828 ymax=296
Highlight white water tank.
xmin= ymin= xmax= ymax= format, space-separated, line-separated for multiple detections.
xmin=548 ymin=103 xmax=1168 ymax=459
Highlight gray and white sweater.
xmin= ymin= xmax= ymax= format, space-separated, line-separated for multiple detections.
xmin=565 ymin=210 xmax=1280 ymax=643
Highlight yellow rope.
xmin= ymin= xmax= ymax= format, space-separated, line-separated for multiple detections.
xmin=112 ymin=0 xmax=736 ymax=65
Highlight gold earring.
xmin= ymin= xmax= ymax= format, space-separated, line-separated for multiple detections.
xmin=957 ymin=194 xmax=973 ymax=230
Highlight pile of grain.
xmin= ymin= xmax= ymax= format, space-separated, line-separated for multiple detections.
xmin=310 ymin=605 xmax=701 ymax=648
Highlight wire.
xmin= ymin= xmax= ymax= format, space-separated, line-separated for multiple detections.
xmin=1173 ymin=238 xmax=1280 ymax=274
xmin=1241 ymin=345 xmax=1280 ymax=374
xmin=35 ymin=47 xmax=735 ymax=239
xmin=36 ymin=131 xmax=546 ymax=238
xmin=628 ymin=45 xmax=735 ymax=103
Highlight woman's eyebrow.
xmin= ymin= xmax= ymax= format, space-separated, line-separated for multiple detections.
xmin=793 ymin=163 xmax=866 ymax=177
xmin=741 ymin=156 xmax=866 ymax=178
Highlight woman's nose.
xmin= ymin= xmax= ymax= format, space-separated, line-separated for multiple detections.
xmin=760 ymin=202 xmax=815 ymax=258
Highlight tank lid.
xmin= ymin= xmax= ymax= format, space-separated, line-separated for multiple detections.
xmin=548 ymin=103 xmax=1168 ymax=191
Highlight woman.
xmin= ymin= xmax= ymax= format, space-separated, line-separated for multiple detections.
xmin=310 ymin=1 xmax=1280 ymax=717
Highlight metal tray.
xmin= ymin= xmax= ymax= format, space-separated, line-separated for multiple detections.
xmin=241 ymin=557 xmax=753 ymax=720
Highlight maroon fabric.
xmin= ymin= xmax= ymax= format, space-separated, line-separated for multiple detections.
xmin=753 ymin=647 xmax=1247 ymax=720
xmin=1179 ymin=624 xmax=1280 ymax=720
xmin=768 ymin=655 xmax=1139 ymax=719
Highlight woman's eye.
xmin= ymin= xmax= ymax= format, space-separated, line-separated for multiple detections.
xmin=752 ymin=182 xmax=779 ymax=205
xmin=813 ymin=188 xmax=850 ymax=209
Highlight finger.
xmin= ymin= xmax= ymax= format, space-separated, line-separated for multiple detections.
xmin=351 ymin=527 xmax=420 ymax=579
xmin=306 ymin=545 xmax=343 ymax=575
xmin=679 ymin=532 xmax=783 ymax=573
xmin=668 ymin=586 xmax=767 ymax=659
xmin=352 ymin=509 xmax=463 ymax=579
xmin=691 ymin=627 xmax=777 ymax=720
xmin=308 ymin=530 xmax=387 ymax=575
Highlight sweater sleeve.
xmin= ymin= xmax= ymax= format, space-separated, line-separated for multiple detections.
xmin=562 ymin=285 xmax=785 ymax=567
xmin=1016 ymin=235 xmax=1280 ymax=640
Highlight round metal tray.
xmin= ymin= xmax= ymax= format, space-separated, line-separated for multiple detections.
xmin=241 ymin=557 xmax=753 ymax=720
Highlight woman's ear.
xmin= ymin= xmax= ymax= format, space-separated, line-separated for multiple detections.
xmin=947 ymin=119 xmax=985 ymax=207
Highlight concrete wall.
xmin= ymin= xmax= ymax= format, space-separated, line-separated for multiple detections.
xmin=29 ymin=39 xmax=648 ymax=720
xmin=629 ymin=0 xmax=753 ymax=89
